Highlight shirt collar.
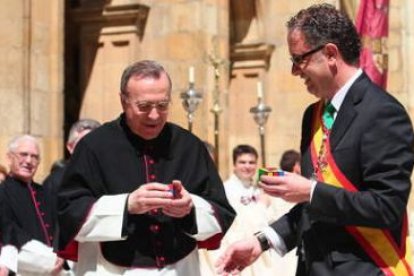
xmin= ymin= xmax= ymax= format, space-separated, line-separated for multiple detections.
xmin=330 ymin=68 xmax=363 ymax=113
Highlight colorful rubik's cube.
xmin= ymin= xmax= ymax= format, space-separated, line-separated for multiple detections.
xmin=257 ymin=167 xmax=285 ymax=181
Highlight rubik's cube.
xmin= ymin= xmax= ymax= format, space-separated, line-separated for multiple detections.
xmin=257 ymin=167 xmax=285 ymax=181
xmin=168 ymin=182 xmax=182 ymax=199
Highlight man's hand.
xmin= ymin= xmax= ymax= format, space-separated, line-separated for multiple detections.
xmin=162 ymin=180 xmax=194 ymax=218
xmin=0 ymin=265 xmax=9 ymax=276
xmin=215 ymin=236 xmax=263 ymax=275
xmin=259 ymin=172 xmax=312 ymax=203
xmin=127 ymin=183 xmax=174 ymax=214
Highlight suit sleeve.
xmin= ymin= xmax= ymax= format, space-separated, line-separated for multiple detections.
xmin=269 ymin=105 xmax=314 ymax=252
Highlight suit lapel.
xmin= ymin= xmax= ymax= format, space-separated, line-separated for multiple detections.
xmin=329 ymin=101 xmax=356 ymax=150
xmin=329 ymin=73 xmax=370 ymax=150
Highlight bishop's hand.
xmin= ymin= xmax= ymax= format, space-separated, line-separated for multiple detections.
xmin=162 ymin=180 xmax=194 ymax=218
xmin=127 ymin=182 xmax=174 ymax=214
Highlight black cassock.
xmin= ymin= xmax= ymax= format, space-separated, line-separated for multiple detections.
xmin=58 ymin=114 xmax=235 ymax=268
xmin=0 ymin=176 xmax=55 ymax=249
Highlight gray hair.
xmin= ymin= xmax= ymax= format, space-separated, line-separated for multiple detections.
xmin=8 ymin=134 xmax=40 ymax=155
xmin=67 ymin=119 xmax=101 ymax=146
xmin=119 ymin=60 xmax=172 ymax=95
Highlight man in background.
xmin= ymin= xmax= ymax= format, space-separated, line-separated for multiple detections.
xmin=219 ymin=144 xmax=280 ymax=276
xmin=43 ymin=118 xmax=101 ymax=270
xmin=43 ymin=118 xmax=101 ymax=207
xmin=0 ymin=135 xmax=65 ymax=275
xmin=279 ymin=149 xmax=301 ymax=174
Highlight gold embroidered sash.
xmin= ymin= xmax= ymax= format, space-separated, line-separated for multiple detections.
xmin=310 ymin=101 xmax=412 ymax=275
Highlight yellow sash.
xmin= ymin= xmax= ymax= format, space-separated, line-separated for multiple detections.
xmin=310 ymin=101 xmax=413 ymax=275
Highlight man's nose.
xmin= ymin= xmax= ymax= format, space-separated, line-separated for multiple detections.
xmin=22 ymin=155 xmax=32 ymax=162
xmin=148 ymin=107 xmax=161 ymax=119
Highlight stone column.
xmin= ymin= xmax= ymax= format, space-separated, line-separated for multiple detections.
xmin=68 ymin=2 xmax=149 ymax=123
xmin=0 ymin=0 xmax=64 ymax=181
xmin=226 ymin=0 xmax=275 ymax=175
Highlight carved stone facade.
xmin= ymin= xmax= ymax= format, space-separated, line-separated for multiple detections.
xmin=65 ymin=2 xmax=150 ymax=134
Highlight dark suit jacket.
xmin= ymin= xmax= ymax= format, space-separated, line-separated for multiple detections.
xmin=271 ymin=73 xmax=414 ymax=275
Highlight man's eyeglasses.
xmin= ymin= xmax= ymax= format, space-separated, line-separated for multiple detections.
xmin=135 ymin=100 xmax=170 ymax=113
xmin=12 ymin=152 xmax=40 ymax=164
xmin=290 ymin=44 xmax=325 ymax=66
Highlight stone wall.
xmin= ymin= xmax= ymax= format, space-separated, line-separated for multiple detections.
xmin=0 ymin=0 xmax=64 ymax=181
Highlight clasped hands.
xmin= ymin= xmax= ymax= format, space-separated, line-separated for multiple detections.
xmin=127 ymin=180 xmax=193 ymax=217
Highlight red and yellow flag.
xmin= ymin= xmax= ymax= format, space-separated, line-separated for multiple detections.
xmin=355 ymin=0 xmax=389 ymax=88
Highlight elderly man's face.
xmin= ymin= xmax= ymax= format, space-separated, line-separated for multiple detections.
xmin=7 ymin=140 xmax=40 ymax=183
xmin=121 ymin=72 xmax=171 ymax=140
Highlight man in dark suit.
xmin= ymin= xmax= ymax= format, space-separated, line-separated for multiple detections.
xmin=216 ymin=4 xmax=414 ymax=276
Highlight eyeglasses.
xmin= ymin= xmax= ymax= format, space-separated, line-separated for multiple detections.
xmin=290 ymin=44 xmax=325 ymax=66
xmin=12 ymin=151 xmax=40 ymax=164
xmin=135 ymin=100 xmax=170 ymax=113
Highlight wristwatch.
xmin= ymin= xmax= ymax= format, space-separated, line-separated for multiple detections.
xmin=254 ymin=231 xmax=270 ymax=251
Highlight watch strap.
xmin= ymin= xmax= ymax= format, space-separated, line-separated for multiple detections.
xmin=254 ymin=231 xmax=270 ymax=251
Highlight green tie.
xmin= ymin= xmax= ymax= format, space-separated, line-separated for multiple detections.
xmin=322 ymin=102 xmax=335 ymax=130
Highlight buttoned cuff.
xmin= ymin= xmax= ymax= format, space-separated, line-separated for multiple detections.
xmin=261 ymin=227 xmax=288 ymax=257
xmin=309 ymin=178 xmax=318 ymax=202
